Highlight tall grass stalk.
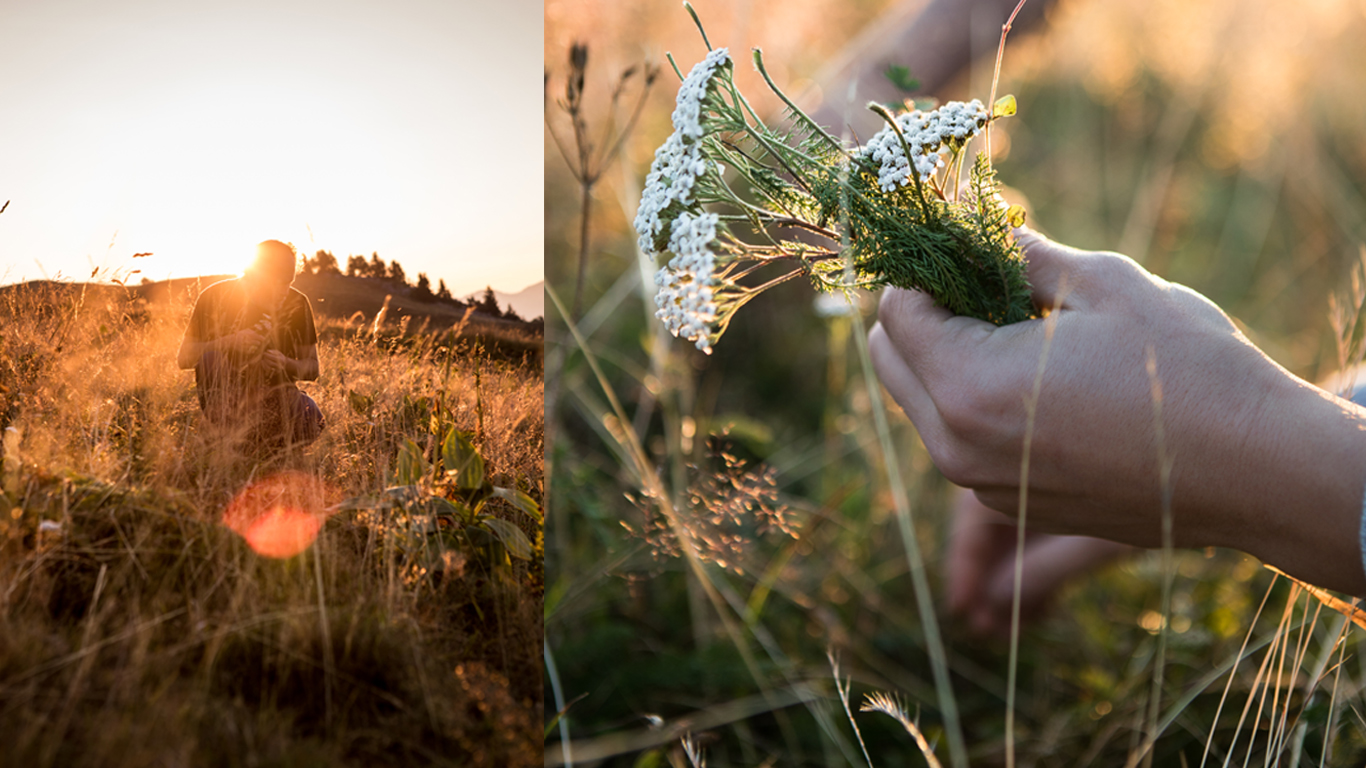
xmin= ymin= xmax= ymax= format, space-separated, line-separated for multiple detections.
xmin=1201 ymin=576 xmax=1280 ymax=768
xmin=1223 ymin=585 xmax=1301 ymax=765
xmin=550 ymin=281 xmax=867 ymax=765
xmin=0 ymin=276 xmax=543 ymax=766
xmin=1125 ymin=346 xmax=1178 ymax=768
xmin=829 ymin=650 xmax=876 ymax=768
xmin=1316 ymin=615 xmax=1350 ymax=767
xmin=544 ymin=640 xmax=573 ymax=767
xmin=849 ymin=306 xmax=966 ymax=768
xmin=546 ymin=284 xmax=799 ymax=753
xmin=860 ymin=691 xmax=944 ymax=768
xmin=1006 ymin=287 xmax=1063 ymax=768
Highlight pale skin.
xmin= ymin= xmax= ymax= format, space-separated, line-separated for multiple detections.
xmin=946 ymin=489 xmax=1134 ymax=636
xmin=869 ymin=226 xmax=1366 ymax=598
xmin=804 ymin=0 xmax=1054 ymax=139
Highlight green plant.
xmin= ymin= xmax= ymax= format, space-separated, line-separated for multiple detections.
xmin=340 ymin=424 xmax=540 ymax=579
xmin=635 ymin=6 xmax=1030 ymax=355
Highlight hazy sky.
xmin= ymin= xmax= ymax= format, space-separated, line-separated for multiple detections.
xmin=0 ymin=0 xmax=542 ymax=297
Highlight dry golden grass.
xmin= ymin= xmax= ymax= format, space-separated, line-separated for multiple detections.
xmin=0 ymin=277 xmax=543 ymax=767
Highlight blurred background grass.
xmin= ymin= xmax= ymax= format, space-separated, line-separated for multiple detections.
xmin=545 ymin=0 xmax=1366 ymax=764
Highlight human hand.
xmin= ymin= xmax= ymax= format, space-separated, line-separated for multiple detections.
xmin=227 ymin=329 xmax=264 ymax=355
xmin=945 ymin=488 xmax=1133 ymax=636
xmin=870 ymin=226 xmax=1366 ymax=595
xmin=259 ymin=349 xmax=291 ymax=376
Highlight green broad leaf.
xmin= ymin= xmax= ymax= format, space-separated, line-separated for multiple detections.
xmin=884 ymin=63 xmax=920 ymax=94
xmin=395 ymin=439 xmax=427 ymax=487
xmin=482 ymin=517 xmax=533 ymax=560
xmin=442 ymin=428 xmax=485 ymax=489
xmin=492 ymin=486 xmax=542 ymax=522
xmin=347 ymin=390 xmax=373 ymax=417
xmin=993 ymin=94 xmax=1017 ymax=118
xmin=417 ymin=495 xmax=464 ymax=519
xmin=1006 ymin=204 xmax=1027 ymax=228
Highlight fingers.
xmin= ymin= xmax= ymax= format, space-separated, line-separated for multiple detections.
xmin=868 ymin=321 xmax=948 ymax=446
xmin=945 ymin=490 xmax=1016 ymax=617
xmin=968 ymin=535 xmax=1135 ymax=636
xmin=876 ymin=287 xmax=992 ymax=375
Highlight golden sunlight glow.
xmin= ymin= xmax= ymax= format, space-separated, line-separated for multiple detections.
xmin=33 ymin=75 xmax=406 ymax=283
xmin=4 ymin=0 xmax=542 ymax=294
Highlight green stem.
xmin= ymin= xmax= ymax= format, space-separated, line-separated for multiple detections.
xmin=849 ymin=306 xmax=967 ymax=768
xmin=868 ymin=102 xmax=932 ymax=220
xmin=751 ymin=48 xmax=842 ymax=153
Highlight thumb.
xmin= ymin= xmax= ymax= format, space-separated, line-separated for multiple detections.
xmin=1013 ymin=225 xmax=1092 ymax=313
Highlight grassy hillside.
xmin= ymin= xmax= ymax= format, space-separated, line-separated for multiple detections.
xmin=6 ymin=271 xmax=543 ymax=366
xmin=0 ymin=276 xmax=543 ymax=767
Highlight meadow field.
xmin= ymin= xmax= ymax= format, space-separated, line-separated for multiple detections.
xmin=545 ymin=0 xmax=1366 ymax=765
xmin=0 ymin=275 xmax=543 ymax=767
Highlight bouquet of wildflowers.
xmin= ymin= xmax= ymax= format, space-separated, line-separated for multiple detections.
xmin=636 ymin=10 xmax=1033 ymax=354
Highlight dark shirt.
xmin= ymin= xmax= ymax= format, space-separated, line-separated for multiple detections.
xmin=185 ymin=278 xmax=317 ymax=388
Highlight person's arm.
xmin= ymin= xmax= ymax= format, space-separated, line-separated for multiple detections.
xmin=870 ymin=226 xmax=1366 ymax=596
xmin=260 ymin=345 xmax=319 ymax=382
xmin=805 ymin=0 xmax=1056 ymax=138
xmin=176 ymin=329 xmax=262 ymax=370
xmin=946 ymin=489 xmax=1135 ymax=635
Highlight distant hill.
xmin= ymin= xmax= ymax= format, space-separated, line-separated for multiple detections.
xmin=467 ymin=281 xmax=543 ymax=321
xmin=1 ymin=274 xmax=537 ymax=333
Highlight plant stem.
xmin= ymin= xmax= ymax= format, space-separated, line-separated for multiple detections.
xmin=1006 ymin=288 xmax=1060 ymax=768
xmin=572 ymin=180 xmax=594 ymax=319
xmin=849 ymin=307 xmax=967 ymax=768
xmin=987 ymin=0 xmax=1029 ymax=158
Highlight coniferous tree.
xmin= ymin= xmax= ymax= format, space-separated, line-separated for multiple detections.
xmin=413 ymin=272 xmax=434 ymax=300
xmin=312 ymin=250 xmax=341 ymax=275
xmin=369 ymin=253 xmax=386 ymax=279
xmin=388 ymin=259 xmax=406 ymax=285
xmin=476 ymin=286 xmax=502 ymax=318
xmin=346 ymin=255 xmax=367 ymax=277
xmin=436 ymin=278 xmax=453 ymax=302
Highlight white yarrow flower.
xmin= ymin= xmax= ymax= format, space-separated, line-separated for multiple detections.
xmin=860 ymin=99 xmax=988 ymax=191
xmin=633 ymin=47 xmax=731 ymax=256
xmin=654 ymin=211 xmax=720 ymax=353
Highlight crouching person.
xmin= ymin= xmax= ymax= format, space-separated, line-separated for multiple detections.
xmin=177 ymin=240 xmax=324 ymax=455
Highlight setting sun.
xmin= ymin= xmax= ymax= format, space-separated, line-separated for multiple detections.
xmin=0 ymin=0 xmax=541 ymax=299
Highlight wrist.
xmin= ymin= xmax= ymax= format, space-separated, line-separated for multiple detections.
xmin=1209 ymin=375 xmax=1366 ymax=595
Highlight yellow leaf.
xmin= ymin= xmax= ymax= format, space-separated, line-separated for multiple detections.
xmin=993 ymin=94 xmax=1017 ymax=118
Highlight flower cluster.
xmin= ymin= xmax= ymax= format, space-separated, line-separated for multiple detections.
xmin=654 ymin=211 xmax=720 ymax=352
xmin=860 ymin=99 xmax=989 ymax=192
xmin=632 ymin=47 xmax=731 ymax=256
xmin=634 ymin=23 xmax=1029 ymax=354
xmin=624 ymin=450 xmax=795 ymax=576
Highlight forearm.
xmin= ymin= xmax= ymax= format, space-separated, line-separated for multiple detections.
xmin=809 ymin=0 xmax=1054 ymax=134
xmin=177 ymin=337 xmax=225 ymax=369
xmin=871 ymin=229 xmax=1366 ymax=598
xmin=286 ymin=355 xmax=319 ymax=381
xmin=1205 ymin=377 xmax=1366 ymax=596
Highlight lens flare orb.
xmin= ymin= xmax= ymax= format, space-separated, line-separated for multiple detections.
xmin=222 ymin=471 xmax=333 ymax=558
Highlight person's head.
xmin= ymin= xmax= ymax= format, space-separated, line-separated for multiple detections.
xmin=243 ymin=240 xmax=298 ymax=308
